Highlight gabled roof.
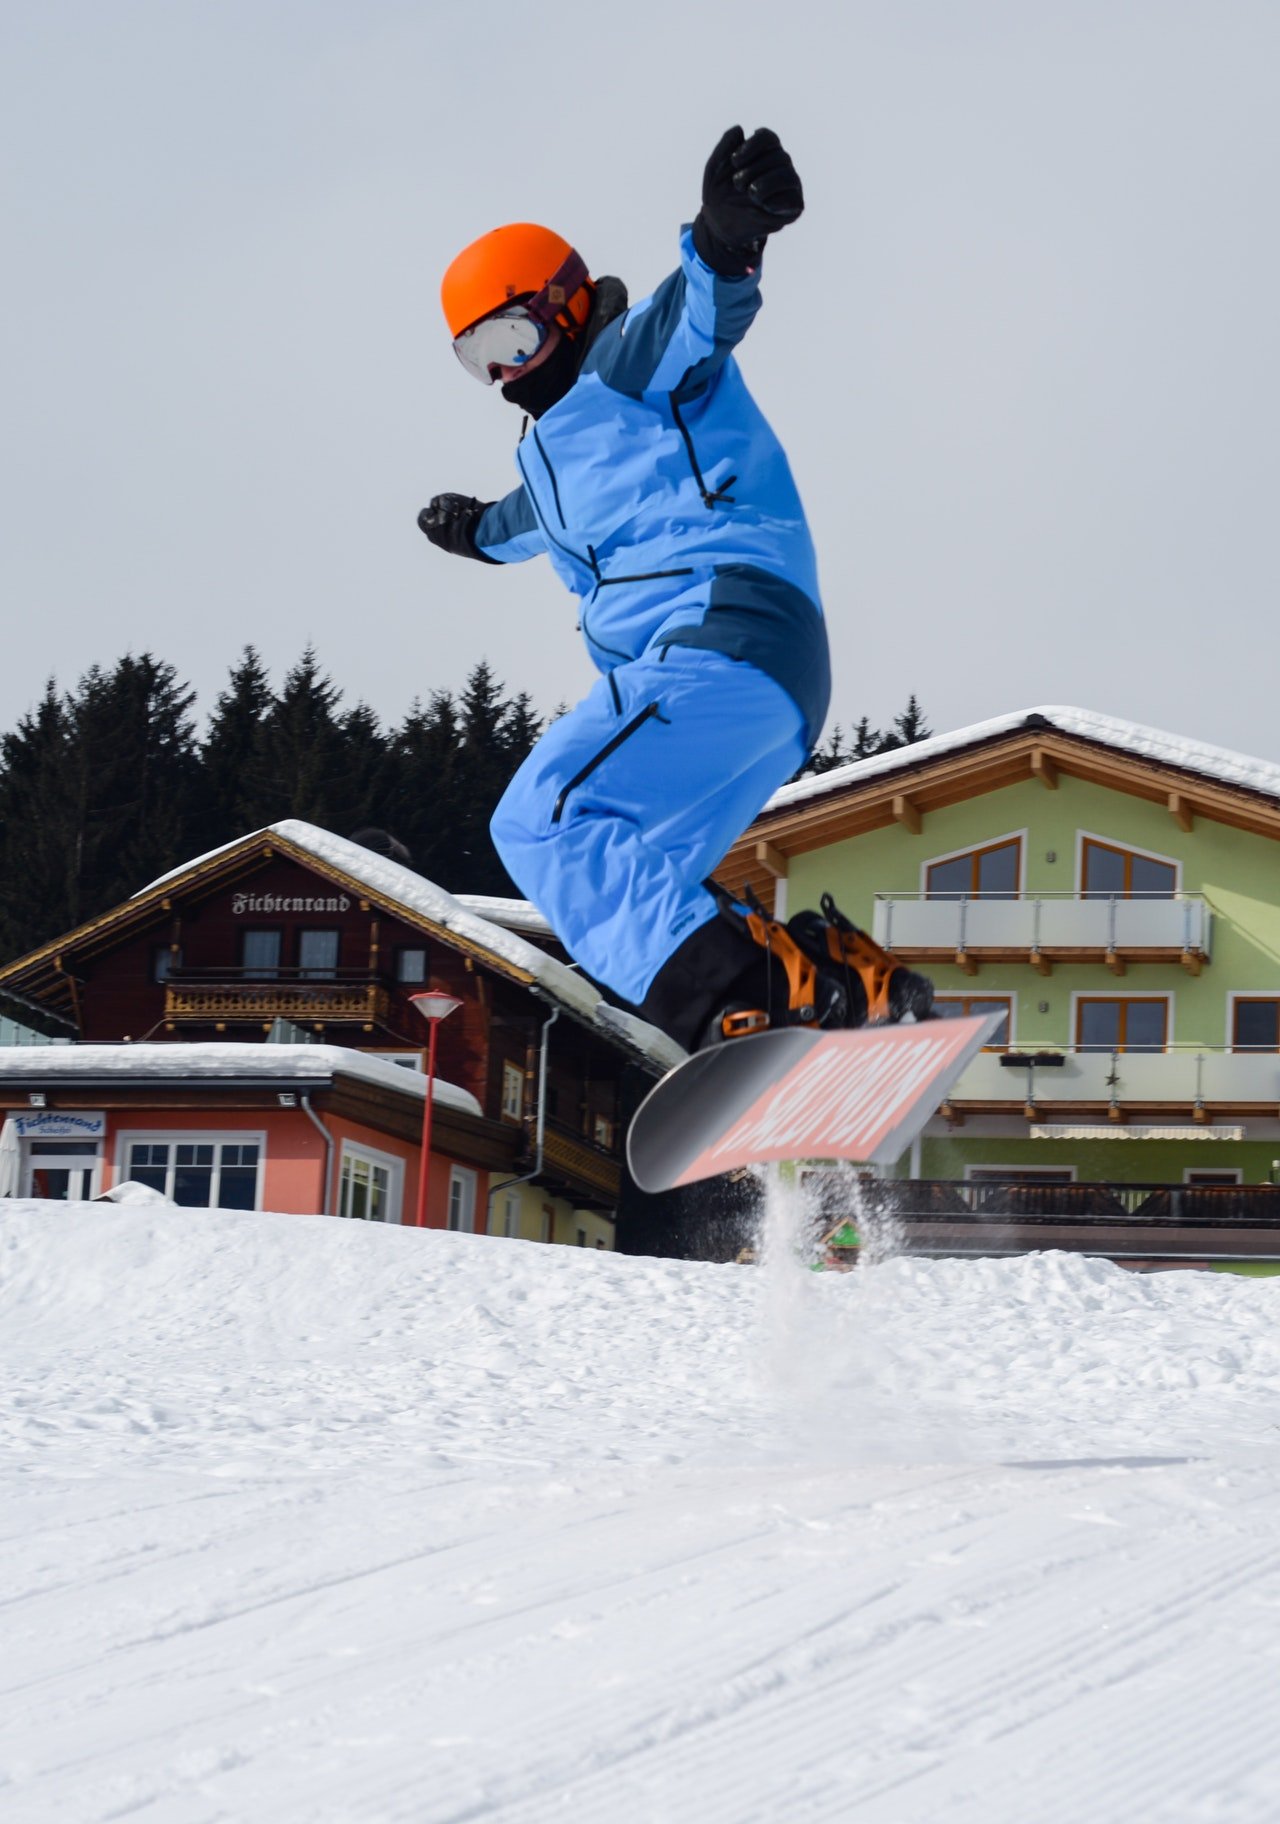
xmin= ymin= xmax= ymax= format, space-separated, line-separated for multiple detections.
xmin=0 ymin=822 xmax=683 ymax=1074
xmin=717 ymin=707 xmax=1280 ymax=898
xmin=766 ymin=707 xmax=1280 ymax=816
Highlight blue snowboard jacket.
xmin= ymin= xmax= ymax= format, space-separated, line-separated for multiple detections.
xmin=474 ymin=228 xmax=830 ymax=746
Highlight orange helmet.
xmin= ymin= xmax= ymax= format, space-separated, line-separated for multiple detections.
xmin=441 ymin=223 xmax=593 ymax=340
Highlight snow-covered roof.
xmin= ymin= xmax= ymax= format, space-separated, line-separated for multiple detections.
xmin=0 ymin=1041 xmax=484 ymax=1114
xmin=453 ymin=894 xmax=554 ymax=937
xmin=764 ymin=706 xmax=1280 ymax=815
xmin=137 ymin=824 xmax=684 ymax=1074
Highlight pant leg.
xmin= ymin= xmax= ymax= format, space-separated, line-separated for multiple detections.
xmin=490 ymin=645 xmax=808 ymax=1005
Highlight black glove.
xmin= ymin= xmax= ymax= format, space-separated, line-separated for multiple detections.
xmin=417 ymin=494 xmax=499 ymax=563
xmin=693 ymin=126 xmax=804 ymax=277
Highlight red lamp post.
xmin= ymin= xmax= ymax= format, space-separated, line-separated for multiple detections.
xmin=409 ymin=991 xmax=463 ymax=1229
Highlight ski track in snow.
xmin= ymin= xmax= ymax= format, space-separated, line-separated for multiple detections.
xmin=1 ymin=1198 xmax=1279 ymax=1822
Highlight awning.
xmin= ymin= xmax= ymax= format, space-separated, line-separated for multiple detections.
xmin=1029 ymin=1123 xmax=1245 ymax=1141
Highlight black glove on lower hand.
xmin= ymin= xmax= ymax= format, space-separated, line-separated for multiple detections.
xmin=417 ymin=494 xmax=499 ymax=563
xmin=693 ymin=125 xmax=804 ymax=276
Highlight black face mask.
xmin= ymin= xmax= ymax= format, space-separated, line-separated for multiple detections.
xmin=500 ymin=330 xmax=581 ymax=419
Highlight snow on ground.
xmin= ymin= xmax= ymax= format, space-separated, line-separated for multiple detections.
xmin=2 ymin=1194 xmax=1279 ymax=1823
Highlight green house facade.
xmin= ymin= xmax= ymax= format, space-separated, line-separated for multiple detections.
xmin=720 ymin=708 xmax=1280 ymax=1196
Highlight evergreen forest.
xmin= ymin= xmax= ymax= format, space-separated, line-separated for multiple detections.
xmin=0 ymin=647 xmax=931 ymax=967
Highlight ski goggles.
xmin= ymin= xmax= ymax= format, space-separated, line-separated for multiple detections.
xmin=451 ymin=247 xmax=591 ymax=386
xmin=452 ymin=308 xmax=546 ymax=386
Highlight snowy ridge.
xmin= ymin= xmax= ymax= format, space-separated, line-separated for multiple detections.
xmin=766 ymin=703 xmax=1280 ymax=813
xmin=138 ymin=821 xmax=684 ymax=1072
xmin=3 ymin=1199 xmax=1279 ymax=1820
xmin=454 ymin=893 xmax=554 ymax=936
xmin=0 ymin=1040 xmax=482 ymax=1113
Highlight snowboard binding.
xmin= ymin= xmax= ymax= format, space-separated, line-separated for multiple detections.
xmin=713 ymin=889 xmax=935 ymax=1044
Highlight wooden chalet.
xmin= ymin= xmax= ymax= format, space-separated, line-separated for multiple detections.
xmin=0 ymin=822 xmax=680 ymax=1240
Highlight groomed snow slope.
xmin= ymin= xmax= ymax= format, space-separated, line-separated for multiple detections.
xmin=2 ymin=1202 xmax=1279 ymax=1823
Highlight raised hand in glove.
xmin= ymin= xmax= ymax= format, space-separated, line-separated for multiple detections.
xmin=417 ymin=493 xmax=498 ymax=563
xmin=693 ymin=125 xmax=804 ymax=277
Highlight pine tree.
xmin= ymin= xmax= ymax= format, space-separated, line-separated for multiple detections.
xmin=891 ymin=693 xmax=932 ymax=747
xmin=334 ymin=700 xmax=388 ymax=833
xmin=452 ymin=661 xmax=524 ymax=893
xmin=199 ymin=646 xmax=274 ymax=845
xmin=851 ymin=716 xmax=882 ymax=760
xmin=500 ymin=690 xmax=543 ymax=772
xmin=239 ymin=645 xmax=348 ymax=829
xmin=796 ymin=725 xmax=849 ymax=778
xmin=793 ymin=696 xmax=932 ymax=780
xmin=64 ymin=654 xmax=200 ymax=914
xmin=383 ymin=691 xmax=461 ymax=875
xmin=0 ymin=681 xmax=77 ymax=959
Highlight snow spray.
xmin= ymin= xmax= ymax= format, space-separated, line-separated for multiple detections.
xmin=752 ymin=1165 xmax=965 ymax=1463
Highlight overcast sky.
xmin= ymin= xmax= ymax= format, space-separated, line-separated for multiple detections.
xmin=3 ymin=1 xmax=1276 ymax=760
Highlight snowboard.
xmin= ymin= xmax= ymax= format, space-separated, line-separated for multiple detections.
xmin=627 ymin=1012 xmax=1003 ymax=1194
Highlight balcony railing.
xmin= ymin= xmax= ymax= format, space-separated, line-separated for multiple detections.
xmin=165 ymin=970 xmax=390 ymax=1027
xmin=873 ymin=892 xmax=1211 ymax=975
xmin=842 ymin=1178 xmax=1280 ymax=1222
xmin=949 ymin=1045 xmax=1280 ymax=1115
xmin=819 ymin=1179 xmax=1280 ymax=1263
xmin=539 ymin=1118 xmax=621 ymax=1203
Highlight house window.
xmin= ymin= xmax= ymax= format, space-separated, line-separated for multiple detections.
xmin=396 ymin=948 xmax=427 ymax=984
xmin=1232 ymin=999 xmax=1280 ymax=1052
xmin=151 ymin=944 xmax=182 ymax=984
xmin=501 ymin=1061 xmax=525 ymax=1123
xmin=242 ymin=929 xmax=282 ymax=978
xmin=592 ymin=1114 xmax=616 ymax=1149
xmin=1080 ymin=839 xmax=1177 ymax=899
xmin=925 ymin=837 xmax=1020 ymax=900
xmin=1076 ymin=997 xmax=1169 ymax=1052
xmin=489 ymin=1190 xmax=520 ymax=1238
xmin=447 ymin=1165 xmax=477 ymax=1233
xmin=933 ymin=995 xmax=1012 ymax=1049
xmin=339 ymin=1144 xmax=402 ymax=1222
xmin=298 ymin=929 xmax=339 ymax=979
xmin=1184 ymin=1169 xmax=1243 ymax=1186
xmin=123 ymin=1137 xmax=262 ymax=1209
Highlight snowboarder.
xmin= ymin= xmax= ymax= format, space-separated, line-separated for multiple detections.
xmin=420 ymin=126 xmax=932 ymax=1050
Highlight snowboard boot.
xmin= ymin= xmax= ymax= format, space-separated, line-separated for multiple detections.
xmin=709 ymin=889 xmax=936 ymax=1042
xmin=634 ymin=908 xmax=789 ymax=1053
xmin=785 ymin=893 xmax=936 ymax=1026
xmin=635 ymin=893 xmax=935 ymax=1053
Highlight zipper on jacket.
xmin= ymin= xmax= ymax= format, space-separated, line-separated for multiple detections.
xmin=595 ymin=566 xmax=695 ymax=587
xmin=532 ymin=428 xmax=568 ymax=528
xmin=552 ymin=701 xmax=667 ymax=824
xmin=515 ymin=444 xmax=592 ymax=573
xmin=671 ymin=378 xmax=737 ymax=510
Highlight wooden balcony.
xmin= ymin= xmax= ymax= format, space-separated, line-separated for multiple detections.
xmin=164 ymin=971 xmax=390 ymax=1029
xmin=872 ymin=893 xmax=1212 ymax=977
xmin=818 ymin=1179 xmax=1280 ymax=1265
xmin=539 ymin=1119 xmax=621 ymax=1206
xmin=947 ymin=1046 xmax=1280 ymax=1122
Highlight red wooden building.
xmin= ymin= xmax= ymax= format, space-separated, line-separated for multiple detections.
xmin=0 ymin=822 xmax=680 ymax=1242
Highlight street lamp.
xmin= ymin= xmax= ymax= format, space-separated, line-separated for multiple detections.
xmin=409 ymin=991 xmax=463 ymax=1229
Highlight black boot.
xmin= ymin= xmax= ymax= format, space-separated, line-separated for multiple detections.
xmin=635 ymin=910 xmax=787 ymax=1052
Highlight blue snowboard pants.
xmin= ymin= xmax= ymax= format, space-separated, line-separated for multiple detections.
xmin=490 ymin=645 xmax=809 ymax=1007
